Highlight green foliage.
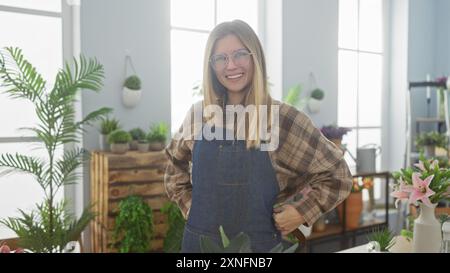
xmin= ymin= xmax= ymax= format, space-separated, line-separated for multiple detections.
xmin=100 ymin=117 xmax=120 ymax=135
xmin=392 ymin=155 xmax=450 ymax=204
xmin=147 ymin=122 xmax=169 ymax=143
xmin=112 ymin=196 xmax=154 ymax=253
xmin=310 ymin=88 xmax=324 ymax=100
xmin=367 ymin=227 xmax=396 ymax=252
xmin=283 ymin=84 xmax=307 ymax=110
xmin=107 ymin=130 xmax=132 ymax=144
xmin=199 ymin=226 xmax=298 ymax=253
xmin=124 ymin=75 xmax=141 ymax=90
xmin=161 ymin=202 xmax=186 ymax=253
xmin=129 ymin=128 xmax=146 ymax=141
xmin=0 ymin=47 xmax=111 ymax=252
xmin=415 ymin=131 xmax=448 ymax=149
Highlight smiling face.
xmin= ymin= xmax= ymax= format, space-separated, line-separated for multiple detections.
xmin=211 ymin=34 xmax=254 ymax=98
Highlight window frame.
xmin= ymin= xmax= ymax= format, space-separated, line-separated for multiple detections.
xmin=337 ymin=0 xmax=390 ymax=205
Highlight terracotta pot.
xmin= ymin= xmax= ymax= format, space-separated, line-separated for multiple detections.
xmin=130 ymin=140 xmax=139 ymax=150
xmin=137 ymin=142 xmax=149 ymax=152
xmin=337 ymin=191 xmax=363 ymax=230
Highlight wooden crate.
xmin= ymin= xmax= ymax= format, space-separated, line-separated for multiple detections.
xmin=90 ymin=150 xmax=169 ymax=253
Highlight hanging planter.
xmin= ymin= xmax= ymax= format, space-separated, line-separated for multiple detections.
xmin=122 ymin=75 xmax=142 ymax=108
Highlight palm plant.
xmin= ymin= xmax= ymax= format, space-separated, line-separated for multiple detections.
xmin=0 ymin=47 xmax=112 ymax=252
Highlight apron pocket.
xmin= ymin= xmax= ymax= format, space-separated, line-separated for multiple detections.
xmin=217 ymin=144 xmax=250 ymax=185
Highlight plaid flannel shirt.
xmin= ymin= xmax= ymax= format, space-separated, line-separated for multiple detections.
xmin=164 ymin=99 xmax=352 ymax=227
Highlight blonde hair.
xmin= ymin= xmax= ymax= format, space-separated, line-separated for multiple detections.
xmin=202 ymin=20 xmax=273 ymax=149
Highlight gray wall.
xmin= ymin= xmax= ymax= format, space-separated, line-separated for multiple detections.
xmin=80 ymin=0 xmax=170 ymax=249
xmin=282 ymin=0 xmax=339 ymax=128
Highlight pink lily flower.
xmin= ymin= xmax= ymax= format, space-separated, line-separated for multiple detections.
xmin=414 ymin=159 xmax=438 ymax=171
xmin=408 ymin=173 xmax=435 ymax=207
xmin=391 ymin=178 xmax=413 ymax=208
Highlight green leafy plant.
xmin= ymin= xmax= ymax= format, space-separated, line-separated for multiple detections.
xmin=161 ymin=202 xmax=186 ymax=253
xmin=367 ymin=227 xmax=396 ymax=252
xmin=147 ymin=122 xmax=169 ymax=143
xmin=0 ymin=47 xmax=111 ymax=252
xmin=124 ymin=75 xmax=141 ymax=90
xmin=112 ymin=196 xmax=154 ymax=253
xmin=415 ymin=131 xmax=448 ymax=149
xmin=100 ymin=117 xmax=120 ymax=135
xmin=283 ymin=84 xmax=307 ymax=110
xmin=199 ymin=226 xmax=298 ymax=253
xmin=129 ymin=128 xmax=146 ymax=141
xmin=310 ymin=88 xmax=324 ymax=100
xmin=107 ymin=130 xmax=132 ymax=144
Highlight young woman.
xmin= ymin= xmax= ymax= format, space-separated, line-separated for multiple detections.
xmin=164 ymin=20 xmax=352 ymax=253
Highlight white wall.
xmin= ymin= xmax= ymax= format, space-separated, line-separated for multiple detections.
xmin=389 ymin=0 xmax=409 ymax=171
xmin=282 ymin=0 xmax=339 ymax=128
xmin=80 ymin=0 xmax=170 ymax=250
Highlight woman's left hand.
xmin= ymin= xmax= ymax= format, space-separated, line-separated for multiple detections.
xmin=273 ymin=204 xmax=306 ymax=236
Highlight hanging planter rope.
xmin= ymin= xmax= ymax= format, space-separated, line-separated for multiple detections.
xmin=122 ymin=54 xmax=142 ymax=108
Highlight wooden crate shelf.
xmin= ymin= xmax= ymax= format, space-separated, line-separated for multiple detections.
xmin=90 ymin=150 xmax=169 ymax=253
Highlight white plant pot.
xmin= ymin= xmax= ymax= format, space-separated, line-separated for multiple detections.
xmin=149 ymin=141 xmax=165 ymax=151
xmin=298 ymin=224 xmax=312 ymax=238
xmin=413 ymin=203 xmax=442 ymax=253
xmin=122 ymin=87 xmax=142 ymax=108
xmin=447 ymin=76 xmax=450 ymax=90
xmin=99 ymin=134 xmax=109 ymax=151
xmin=63 ymin=241 xmax=81 ymax=253
xmin=130 ymin=140 xmax=139 ymax=150
xmin=307 ymin=98 xmax=322 ymax=114
xmin=137 ymin=142 xmax=150 ymax=152
xmin=110 ymin=143 xmax=129 ymax=154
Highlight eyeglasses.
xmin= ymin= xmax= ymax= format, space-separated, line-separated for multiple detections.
xmin=210 ymin=49 xmax=253 ymax=71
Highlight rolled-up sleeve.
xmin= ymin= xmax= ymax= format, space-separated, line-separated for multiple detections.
xmin=278 ymin=108 xmax=353 ymax=227
xmin=164 ymin=124 xmax=193 ymax=220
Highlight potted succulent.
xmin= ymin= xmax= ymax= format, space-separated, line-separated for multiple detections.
xmin=122 ymin=75 xmax=142 ymax=108
xmin=415 ymin=131 xmax=447 ymax=157
xmin=307 ymin=88 xmax=325 ymax=113
xmin=100 ymin=117 xmax=120 ymax=151
xmin=129 ymin=128 xmax=146 ymax=150
xmin=147 ymin=122 xmax=168 ymax=151
xmin=108 ymin=129 xmax=132 ymax=154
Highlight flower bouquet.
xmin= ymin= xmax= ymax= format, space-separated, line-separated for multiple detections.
xmin=391 ymin=156 xmax=450 ymax=252
xmin=391 ymin=156 xmax=450 ymax=208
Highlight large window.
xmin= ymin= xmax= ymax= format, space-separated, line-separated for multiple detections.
xmin=170 ymin=0 xmax=259 ymax=132
xmin=0 ymin=0 xmax=63 ymax=239
xmin=338 ymin=0 xmax=384 ymax=199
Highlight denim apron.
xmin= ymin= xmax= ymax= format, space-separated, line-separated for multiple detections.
xmin=181 ymin=126 xmax=282 ymax=253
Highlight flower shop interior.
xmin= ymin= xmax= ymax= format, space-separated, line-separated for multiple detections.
xmin=1 ymin=0 xmax=450 ymax=254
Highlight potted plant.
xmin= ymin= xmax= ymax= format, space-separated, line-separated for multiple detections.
xmin=129 ymin=128 xmax=146 ymax=150
xmin=320 ymin=125 xmax=352 ymax=150
xmin=199 ymin=226 xmax=298 ymax=253
xmin=307 ymin=88 xmax=325 ymax=114
xmin=122 ymin=75 xmax=142 ymax=108
xmin=147 ymin=122 xmax=168 ymax=151
xmin=283 ymin=84 xmax=307 ymax=110
xmin=112 ymin=196 xmax=154 ymax=253
xmin=391 ymin=156 xmax=450 ymax=252
xmin=336 ymin=177 xmax=367 ymax=230
xmin=366 ymin=227 xmax=396 ymax=253
xmin=161 ymin=202 xmax=186 ymax=253
xmin=415 ymin=131 xmax=447 ymax=157
xmin=0 ymin=47 xmax=111 ymax=252
xmin=137 ymin=138 xmax=150 ymax=153
xmin=100 ymin=117 xmax=120 ymax=151
xmin=108 ymin=130 xmax=132 ymax=154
